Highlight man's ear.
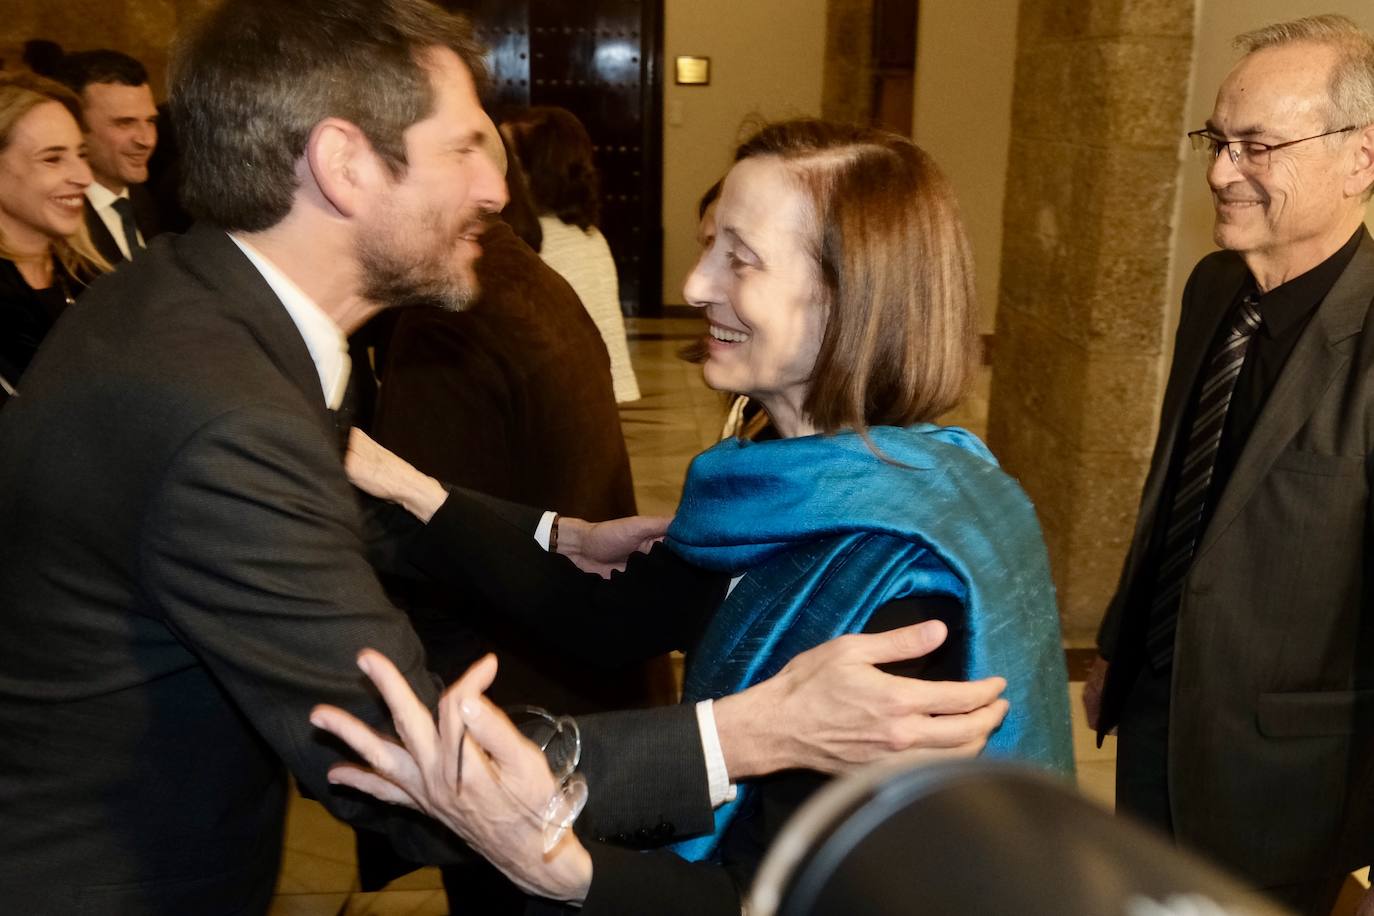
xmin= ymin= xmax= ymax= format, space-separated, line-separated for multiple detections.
xmin=303 ymin=117 xmax=383 ymax=219
xmin=1346 ymin=123 xmax=1374 ymax=200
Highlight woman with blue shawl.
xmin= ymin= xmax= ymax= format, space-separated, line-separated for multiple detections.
xmin=323 ymin=119 xmax=1072 ymax=913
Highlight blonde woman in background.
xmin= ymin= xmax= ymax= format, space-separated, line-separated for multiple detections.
xmin=0 ymin=72 xmax=108 ymax=400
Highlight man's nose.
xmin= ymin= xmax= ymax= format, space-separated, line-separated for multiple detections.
xmin=1207 ymin=143 xmax=1244 ymax=189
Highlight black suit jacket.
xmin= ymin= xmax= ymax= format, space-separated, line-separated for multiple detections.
xmin=1097 ymin=233 xmax=1374 ymax=884
xmin=83 ymin=185 xmax=161 ymax=265
xmin=0 ymin=226 xmax=712 ymax=914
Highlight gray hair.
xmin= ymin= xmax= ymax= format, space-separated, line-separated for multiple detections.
xmin=1235 ymin=14 xmax=1374 ymax=130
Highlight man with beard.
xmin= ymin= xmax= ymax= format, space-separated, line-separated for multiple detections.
xmin=55 ymin=49 xmax=161 ymax=263
xmin=0 ymin=1 xmax=1008 ymax=912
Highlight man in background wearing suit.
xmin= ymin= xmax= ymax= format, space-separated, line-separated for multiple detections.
xmin=0 ymin=1 xmax=1007 ymax=912
xmin=1083 ymin=15 xmax=1374 ymax=916
xmin=56 ymin=49 xmax=160 ymax=263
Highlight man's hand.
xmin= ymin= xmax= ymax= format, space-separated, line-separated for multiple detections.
xmin=309 ymin=650 xmax=593 ymax=902
xmin=345 ymin=429 xmax=448 ymax=523
xmin=554 ymin=514 xmax=671 ymax=578
xmin=713 ymin=620 xmax=1010 ymax=778
xmin=1082 ymin=655 xmax=1111 ymax=733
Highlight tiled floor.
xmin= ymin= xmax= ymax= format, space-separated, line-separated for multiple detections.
xmin=268 ymin=316 xmax=1104 ymax=914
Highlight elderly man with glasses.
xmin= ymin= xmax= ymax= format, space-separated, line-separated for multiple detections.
xmin=1082 ymin=14 xmax=1374 ymax=915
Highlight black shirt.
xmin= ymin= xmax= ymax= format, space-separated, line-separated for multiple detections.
xmin=0 ymin=256 xmax=80 ymax=395
xmin=1139 ymin=225 xmax=1366 ymax=631
xmin=1209 ymin=226 xmax=1365 ymax=500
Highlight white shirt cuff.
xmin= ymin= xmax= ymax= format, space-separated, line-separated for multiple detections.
xmin=695 ymin=699 xmax=737 ymax=807
xmin=534 ymin=510 xmax=557 ymax=550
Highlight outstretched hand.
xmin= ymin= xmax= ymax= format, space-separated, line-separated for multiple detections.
xmin=713 ymin=620 xmax=1010 ymax=777
xmin=345 ymin=428 xmax=448 ymax=523
xmin=554 ymin=514 xmax=672 ymax=578
xmin=309 ymin=650 xmax=593 ymax=902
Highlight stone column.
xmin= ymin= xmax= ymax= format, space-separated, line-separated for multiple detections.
xmin=986 ymin=0 xmax=1195 ymax=642
xmin=821 ymin=0 xmax=874 ymax=124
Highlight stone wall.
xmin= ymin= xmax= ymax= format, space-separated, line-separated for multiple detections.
xmin=0 ymin=0 xmax=218 ymax=95
xmin=821 ymin=0 xmax=874 ymax=124
xmin=987 ymin=0 xmax=1195 ymax=642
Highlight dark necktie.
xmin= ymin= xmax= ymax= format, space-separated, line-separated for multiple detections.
xmin=1144 ymin=294 xmax=1263 ymax=670
xmin=109 ymin=197 xmax=143 ymax=260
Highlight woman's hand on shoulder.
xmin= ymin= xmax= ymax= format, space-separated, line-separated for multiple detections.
xmin=345 ymin=428 xmax=448 ymax=523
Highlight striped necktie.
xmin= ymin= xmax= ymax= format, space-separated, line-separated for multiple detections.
xmin=1144 ymin=293 xmax=1263 ymax=670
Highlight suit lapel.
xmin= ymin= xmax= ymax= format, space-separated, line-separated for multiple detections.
xmin=129 ymin=185 xmax=161 ymax=242
xmin=84 ymin=198 xmax=124 ymax=265
xmin=170 ymin=224 xmax=333 ymax=432
xmin=1196 ymin=235 xmax=1374 ymax=560
xmin=1132 ymin=256 xmax=1248 ymax=548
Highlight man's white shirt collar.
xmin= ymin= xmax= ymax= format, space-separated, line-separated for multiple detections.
xmin=85 ymin=183 xmax=141 ymax=260
xmin=227 ymin=234 xmax=350 ymax=410
xmin=85 ymin=182 xmax=130 ymax=210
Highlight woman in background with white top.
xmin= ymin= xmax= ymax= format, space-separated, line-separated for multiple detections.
xmin=503 ymin=106 xmax=640 ymax=403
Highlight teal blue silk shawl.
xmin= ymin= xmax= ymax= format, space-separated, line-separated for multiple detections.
xmin=664 ymin=424 xmax=1073 ymax=862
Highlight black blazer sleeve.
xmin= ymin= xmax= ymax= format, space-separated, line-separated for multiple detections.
xmin=140 ymin=406 xmax=473 ymax=865
xmin=407 ymin=488 xmax=725 ymax=839
xmin=571 ymin=594 xmax=966 ymax=916
xmin=575 ymin=703 xmax=716 ymax=841
xmin=409 ymin=489 xmax=729 ymax=663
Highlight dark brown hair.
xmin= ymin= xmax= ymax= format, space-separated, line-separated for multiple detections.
xmin=55 ymin=50 xmax=149 ymax=94
xmin=498 ymin=130 xmax=542 ymax=250
xmin=169 ymin=0 xmax=487 ymax=231
xmin=502 ymin=106 xmax=600 ymax=230
xmin=732 ymin=119 xmax=976 ymax=434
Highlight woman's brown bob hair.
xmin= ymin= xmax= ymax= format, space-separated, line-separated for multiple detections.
xmin=733 ymin=119 xmax=976 ymax=434
xmin=503 ymin=106 xmax=601 ymax=231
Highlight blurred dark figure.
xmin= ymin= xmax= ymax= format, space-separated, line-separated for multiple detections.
xmin=20 ymin=40 xmax=64 ymax=78
xmin=751 ymin=762 xmax=1294 ymax=916
xmin=355 ymin=134 xmax=671 ymax=913
xmin=145 ymin=102 xmax=192 ymax=234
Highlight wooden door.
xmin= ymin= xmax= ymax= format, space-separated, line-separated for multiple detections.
xmin=443 ymin=0 xmax=664 ymax=316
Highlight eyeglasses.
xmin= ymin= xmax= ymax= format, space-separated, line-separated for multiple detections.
xmin=459 ymin=705 xmax=589 ymax=853
xmin=1187 ymin=125 xmax=1358 ymax=173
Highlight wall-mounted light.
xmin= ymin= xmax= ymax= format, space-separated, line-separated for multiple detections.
xmin=674 ymin=56 xmax=710 ymax=86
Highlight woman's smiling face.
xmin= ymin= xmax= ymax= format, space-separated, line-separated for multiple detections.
xmin=683 ymin=156 xmax=825 ymax=436
xmin=0 ymin=100 xmax=92 ymax=250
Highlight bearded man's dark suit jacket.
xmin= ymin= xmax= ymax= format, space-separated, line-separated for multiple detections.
xmin=0 ymin=225 xmax=713 ymax=914
xmin=1096 ymin=231 xmax=1374 ymax=887
xmin=83 ymin=184 xmax=162 ymax=264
